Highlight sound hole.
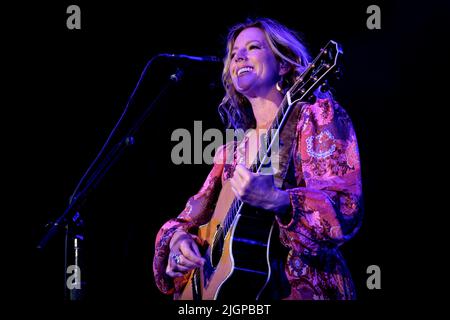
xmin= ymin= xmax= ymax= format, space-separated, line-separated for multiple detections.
xmin=211 ymin=225 xmax=224 ymax=268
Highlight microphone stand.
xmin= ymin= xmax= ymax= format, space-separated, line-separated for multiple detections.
xmin=37 ymin=61 xmax=184 ymax=301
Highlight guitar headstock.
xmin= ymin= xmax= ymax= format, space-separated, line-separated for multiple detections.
xmin=286 ymin=40 xmax=343 ymax=106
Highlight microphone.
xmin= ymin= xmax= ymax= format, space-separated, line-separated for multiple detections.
xmin=159 ymin=53 xmax=221 ymax=62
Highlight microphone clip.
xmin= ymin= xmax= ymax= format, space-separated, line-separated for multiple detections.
xmin=169 ymin=68 xmax=184 ymax=82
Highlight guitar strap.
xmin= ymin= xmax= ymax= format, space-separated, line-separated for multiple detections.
xmin=273 ymin=102 xmax=304 ymax=189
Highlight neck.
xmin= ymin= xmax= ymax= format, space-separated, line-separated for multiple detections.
xmin=247 ymin=87 xmax=284 ymax=129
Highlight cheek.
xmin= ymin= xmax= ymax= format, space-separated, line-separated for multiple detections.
xmin=230 ymin=74 xmax=238 ymax=88
xmin=228 ymin=65 xmax=235 ymax=80
xmin=260 ymin=54 xmax=278 ymax=74
xmin=229 ymin=61 xmax=237 ymax=76
xmin=229 ymin=70 xmax=239 ymax=88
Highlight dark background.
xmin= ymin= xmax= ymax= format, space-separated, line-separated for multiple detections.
xmin=7 ymin=0 xmax=448 ymax=312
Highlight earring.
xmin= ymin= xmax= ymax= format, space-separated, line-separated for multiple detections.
xmin=276 ymin=79 xmax=283 ymax=93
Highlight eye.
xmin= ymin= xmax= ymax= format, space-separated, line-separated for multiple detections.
xmin=249 ymin=44 xmax=261 ymax=50
xmin=230 ymin=52 xmax=235 ymax=59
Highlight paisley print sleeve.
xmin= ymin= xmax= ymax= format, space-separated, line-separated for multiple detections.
xmin=153 ymin=146 xmax=226 ymax=294
xmin=277 ymin=98 xmax=363 ymax=247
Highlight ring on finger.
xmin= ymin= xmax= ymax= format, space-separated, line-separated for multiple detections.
xmin=172 ymin=253 xmax=182 ymax=265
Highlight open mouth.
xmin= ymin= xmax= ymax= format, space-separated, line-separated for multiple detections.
xmin=237 ymin=66 xmax=253 ymax=76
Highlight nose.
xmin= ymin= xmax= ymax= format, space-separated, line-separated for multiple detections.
xmin=234 ymin=48 xmax=247 ymax=62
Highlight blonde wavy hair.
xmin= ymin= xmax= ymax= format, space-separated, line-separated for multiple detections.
xmin=218 ymin=18 xmax=311 ymax=130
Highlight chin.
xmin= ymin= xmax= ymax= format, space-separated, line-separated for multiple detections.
xmin=236 ymin=84 xmax=254 ymax=95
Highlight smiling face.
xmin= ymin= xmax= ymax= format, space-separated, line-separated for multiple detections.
xmin=229 ymin=27 xmax=283 ymax=98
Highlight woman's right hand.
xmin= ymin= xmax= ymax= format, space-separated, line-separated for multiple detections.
xmin=166 ymin=231 xmax=206 ymax=278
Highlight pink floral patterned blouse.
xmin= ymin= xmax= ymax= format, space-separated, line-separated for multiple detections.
xmin=153 ymin=98 xmax=363 ymax=300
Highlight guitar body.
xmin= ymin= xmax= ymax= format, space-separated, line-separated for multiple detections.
xmin=178 ymin=181 xmax=276 ymax=300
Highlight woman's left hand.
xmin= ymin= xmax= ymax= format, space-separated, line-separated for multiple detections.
xmin=230 ymin=164 xmax=290 ymax=214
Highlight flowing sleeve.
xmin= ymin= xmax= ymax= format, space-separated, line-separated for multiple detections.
xmin=276 ymin=98 xmax=363 ymax=248
xmin=153 ymin=145 xmax=228 ymax=295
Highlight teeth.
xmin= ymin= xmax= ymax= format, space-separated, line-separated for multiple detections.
xmin=237 ymin=67 xmax=253 ymax=76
